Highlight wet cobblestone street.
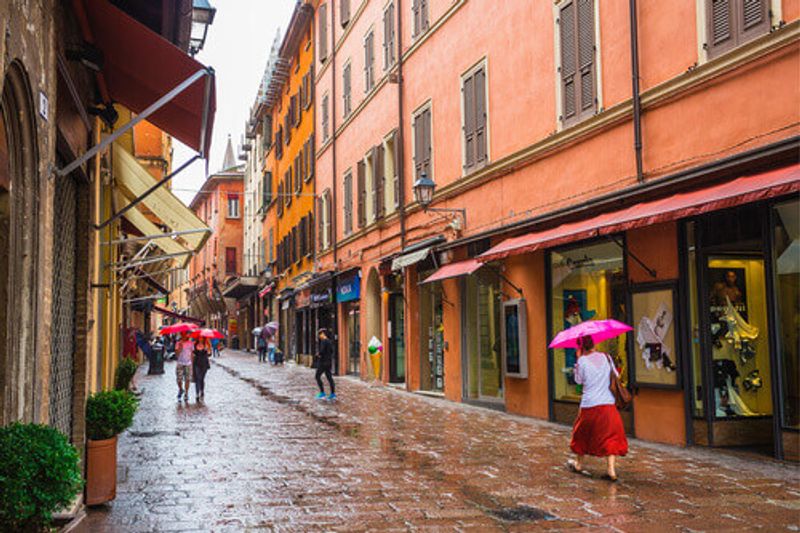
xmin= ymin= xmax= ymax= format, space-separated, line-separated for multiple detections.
xmin=82 ymin=350 xmax=800 ymax=532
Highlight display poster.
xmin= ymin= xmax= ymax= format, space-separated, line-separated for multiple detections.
xmin=502 ymin=299 xmax=528 ymax=378
xmin=709 ymin=267 xmax=748 ymax=320
xmin=632 ymin=284 xmax=679 ymax=388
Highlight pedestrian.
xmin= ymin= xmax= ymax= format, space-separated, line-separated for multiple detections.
xmin=567 ymin=335 xmax=628 ymax=481
xmin=314 ymin=329 xmax=336 ymax=400
xmin=210 ymin=337 xmax=220 ymax=358
xmin=175 ymin=333 xmax=194 ymax=401
xmin=267 ymin=337 xmax=277 ymax=365
xmin=193 ymin=338 xmax=211 ymax=401
xmin=257 ymin=334 xmax=267 ymax=363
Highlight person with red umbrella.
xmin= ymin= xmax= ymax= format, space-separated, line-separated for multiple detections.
xmin=550 ymin=319 xmax=631 ymax=482
xmin=174 ymin=331 xmax=195 ymax=402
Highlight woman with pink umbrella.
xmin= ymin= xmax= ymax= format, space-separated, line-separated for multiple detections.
xmin=550 ymin=319 xmax=632 ymax=482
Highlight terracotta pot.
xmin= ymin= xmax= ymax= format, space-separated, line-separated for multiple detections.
xmin=85 ymin=436 xmax=117 ymax=505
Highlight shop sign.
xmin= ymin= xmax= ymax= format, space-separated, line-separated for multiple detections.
xmin=337 ymin=273 xmax=361 ymax=303
xmin=295 ymin=289 xmax=311 ymax=309
xmin=311 ymin=289 xmax=333 ymax=306
xmin=281 ymin=299 xmax=291 ymax=310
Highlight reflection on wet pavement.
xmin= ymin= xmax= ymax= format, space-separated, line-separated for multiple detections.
xmin=82 ymin=350 xmax=800 ymax=532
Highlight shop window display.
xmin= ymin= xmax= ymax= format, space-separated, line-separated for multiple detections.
xmin=465 ymin=271 xmax=503 ymax=400
xmin=549 ymin=241 xmax=628 ymax=403
xmin=419 ymin=279 xmax=444 ymax=392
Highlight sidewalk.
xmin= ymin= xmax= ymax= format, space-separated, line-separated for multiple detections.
xmin=83 ymin=349 xmax=800 ymax=532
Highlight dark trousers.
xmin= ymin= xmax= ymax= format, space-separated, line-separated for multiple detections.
xmin=194 ymin=367 xmax=207 ymax=395
xmin=257 ymin=347 xmax=266 ymax=362
xmin=315 ymin=364 xmax=335 ymax=394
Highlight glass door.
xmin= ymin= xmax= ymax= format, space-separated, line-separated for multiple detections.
xmin=389 ymin=294 xmax=406 ymax=383
xmin=419 ymin=280 xmax=444 ymax=392
xmin=346 ymin=303 xmax=361 ymax=375
xmin=464 ymin=273 xmax=503 ymax=401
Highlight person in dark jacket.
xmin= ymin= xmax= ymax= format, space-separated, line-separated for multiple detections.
xmin=193 ymin=338 xmax=211 ymax=401
xmin=315 ymin=329 xmax=336 ymax=400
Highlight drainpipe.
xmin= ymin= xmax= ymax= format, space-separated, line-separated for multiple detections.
xmin=629 ymin=0 xmax=644 ymax=183
xmin=331 ymin=2 xmax=339 ymax=265
xmin=396 ymin=0 xmax=407 ymax=248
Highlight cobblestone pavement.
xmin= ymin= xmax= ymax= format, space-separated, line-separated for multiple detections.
xmin=82 ymin=350 xmax=800 ymax=532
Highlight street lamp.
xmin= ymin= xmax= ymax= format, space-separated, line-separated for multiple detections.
xmin=412 ymin=173 xmax=467 ymax=230
xmin=189 ymin=0 xmax=216 ymax=56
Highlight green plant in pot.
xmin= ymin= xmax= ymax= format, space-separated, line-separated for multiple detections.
xmin=0 ymin=423 xmax=83 ymax=532
xmin=114 ymin=357 xmax=138 ymax=391
xmin=85 ymin=390 xmax=139 ymax=505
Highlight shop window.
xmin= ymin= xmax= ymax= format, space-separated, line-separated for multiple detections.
xmin=419 ymin=278 xmax=444 ymax=392
xmin=549 ymin=240 xmax=628 ymax=403
xmin=465 ymin=271 xmax=504 ymax=400
xmin=772 ymin=199 xmax=799 ymax=429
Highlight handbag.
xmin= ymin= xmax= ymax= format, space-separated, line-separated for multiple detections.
xmin=605 ymin=354 xmax=631 ymax=409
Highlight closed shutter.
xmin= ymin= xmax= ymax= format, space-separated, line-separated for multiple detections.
xmin=391 ymin=130 xmax=400 ymax=208
xmin=365 ymin=32 xmax=374 ymax=91
xmin=308 ymin=135 xmax=315 ymax=179
xmin=463 ymin=73 xmax=475 ymax=170
xmin=708 ymin=0 xmax=735 ymax=55
xmin=286 ymin=169 xmax=292 ymax=206
xmin=300 ymin=219 xmax=306 ymax=258
xmin=383 ymin=5 xmax=391 ymax=68
xmin=278 ymin=182 xmax=283 ymax=216
xmin=317 ymin=196 xmax=324 ymax=249
xmin=376 ymin=143 xmax=385 ymax=218
xmin=344 ymin=172 xmax=353 ymax=234
xmin=559 ymin=1 xmax=577 ymax=122
xmin=308 ymin=214 xmax=315 ymax=256
xmin=412 ymin=0 xmax=420 ymax=37
xmin=577 ymin=0 xmax=595 ymax=114
xmin=341 ymin=0 xmax=350 ymax=27
xmin=343 ymin=63 xmax=351 ymax=116
xmin=740 ymin=0 xmax=769 ymax=42
xmin=474 ymin=67 xmax=487 ymax=165
xmin=422 ymin=108 xmax=432 ymax=179
xmin=420 ymin=0 xmax=429 ymax=31
xmin=322 ymin=95 xmax=329 ymax=139
xmin=413 ymin=112 xmax=423 ymax=179
xmin=357 ymin=159 xmax=366 ymax=228
xmin=319 ymin=4 xmax=328 ymax=61
xmin=325 ymin=190 xmax=333 ymax=246
xmin=708 ymin=0 xmax=769 ymax=58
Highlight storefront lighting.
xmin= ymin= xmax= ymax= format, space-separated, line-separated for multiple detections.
xmin=413 ymin=173 xmax=467 ymax=230
xmin=189 ymin=0 xmax=216 ymax=57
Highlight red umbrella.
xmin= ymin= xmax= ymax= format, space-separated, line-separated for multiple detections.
xmin=159 ymin=322 xmax=200 ymax=335
xmin=190 ymin=328 xmax=225 ymax=339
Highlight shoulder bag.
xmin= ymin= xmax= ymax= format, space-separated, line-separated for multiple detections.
xmin=605 ymin=354 xmax=631 ymax=409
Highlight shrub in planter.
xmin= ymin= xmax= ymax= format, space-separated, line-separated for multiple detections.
xmin=85 ymin=390 xmax=139 ymax=441
xmin=114 ymin=357 xmax=138 ymax=391
xmin=0 ymin=423 xmax=83 ymax=532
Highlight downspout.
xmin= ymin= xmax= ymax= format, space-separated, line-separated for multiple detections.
xmin=331 ymin=2 xmax=339 ymax=266
xmin=629 ymin=0 xmax=644 ymax=183
xmin=396 ymin=0 xmax=407 ymax=248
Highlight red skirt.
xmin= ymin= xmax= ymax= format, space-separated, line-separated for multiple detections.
xmin=570 ymin=404 xmax=628 ymax=457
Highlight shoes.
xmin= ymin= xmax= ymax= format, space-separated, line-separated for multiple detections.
xmin=315 ymin=392 xmax=326 ymax=400
xmin=328 ymin=393 xmax=337 ymax=401
xmin=177 ymin=391 xmax=183 ymax=400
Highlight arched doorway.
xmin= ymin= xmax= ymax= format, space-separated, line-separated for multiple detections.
xmin=365 ymin=268 xmax=382 ymax=380
xmin=0 ymin=61 xmax=41 ymax=424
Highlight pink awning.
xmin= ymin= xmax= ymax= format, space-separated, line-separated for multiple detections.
xmin=478 ymin=164 xmax=800 ymax=263
xmin=420 ymin=259 xmax=483 ymax=284
xmin=258 ymin=284 xmax=274 ymax=298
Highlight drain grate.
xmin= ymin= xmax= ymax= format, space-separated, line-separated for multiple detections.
xmin=129 ymin=430 xmax=180 ymax=438
xmin=489 ymin=505 xmax=555 ymax=522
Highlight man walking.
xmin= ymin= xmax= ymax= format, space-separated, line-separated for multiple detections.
xmin=257 ymin=334 xmax=267 ymax=363
xmin=175 ymin=333 xmax=194 ymax=401
xmin=315 ymin=329 xmax=336 ymax=400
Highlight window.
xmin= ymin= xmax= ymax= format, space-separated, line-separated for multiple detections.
xmin=371 ymin=144 xmax=385 ymax=221
xmin=299 ymin=219 xmax=307 ymax=258
xmin=305 ymin=136 xmax=315 ymax=183
xmin=343 ymin=171 xmax=353 ymax=235
xmin=384 ymin=131 xmax=399 ymax=211
xmin=706 ymin=0 xmax=770 ymax=58
xmin=306 ymin=213 xmax=314 ymax=256
xmin=412 ymin=0 xmax=429 ymax=38
xmin=225 ymin=247 xmax=237 ymax=274
xmin=343 ymin=62 xmax=352 ymax=117
xmin=269 ymin=229 xmax=274 ymax=263
xmin=318 ymin=3 xmax=328 ymax=62
xmin=262 ymin=115 xmax=272 ymax=152
xmin=263 ymin=171 xmax=272 ymax=206
xmin=364 ymin=30 xmax=375 ymax=92
xmin=341 ymin=0 xmax=351 ymax=27
xmin=284 ymin=111 xmax=291 ymax=143
xmin=291 ymin=93 xmax=300 ymax=128
xmin=357 ymin=159 xmax=366 ymax=228
xmin=227 ymin=193 xmax=240 ymax=218
xmin=275 ymin=126 xmax=283 ymax=159
xmin=285 ymin=169 xmax=293 ymax=206
xmin=318 ymin=190 xmax=332 ymax=251
xmin=462 ymin=63 xmax=488 ymax=172
xmin=383 ymin=1 xmax=396 ymax=69
xmin=294 ymin=154 xmax=302 ymax=195
xmin=413 ymin=104 xmax=432 ymax=181
xmin=277 ymin=182 xmax=284 ymax=216
xmin=558 ymin=0 xmax=597 ymax=126
xmin=322 ymin=93 xmax=330 ymax=141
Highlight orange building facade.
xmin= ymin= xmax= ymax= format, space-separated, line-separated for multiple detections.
xmin=310 ymin=0 xmax=800 ymax=460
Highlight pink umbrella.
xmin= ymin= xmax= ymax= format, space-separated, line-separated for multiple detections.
xmin=159 ymin=322 xmax=200 ymax=335
xmin=190 ymin=328 xmax=225 ymax=340
xmin=549 ymin=319 xmax=632 ymax=349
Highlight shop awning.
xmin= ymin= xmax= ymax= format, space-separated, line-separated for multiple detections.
xmin=113 ymin=144 xmax=210 ymax=258
xmin=152 ymin=305 xmax=204 ymax=325
xmin=420 ymin=259 xmax=482 ymax=284
xmin=258 ymin=284 xmax=275 ymax=298
xmin=79 ymin=0 xmax=216 ymax=155
xmin=391 ymin=248 xmax=432 ymax=271
xmin=479 ymin=165 xmax=800 ymax=263
xmin=115 ymin=191 xmax=193 ymax=259
xmin=222 ymin=277 xmax=260 ymax=299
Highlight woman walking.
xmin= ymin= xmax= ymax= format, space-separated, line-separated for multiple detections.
xmin=315 ymin=329 xmax=336 ymax=400
xmin=193 ymin=338 xmax=211 ymax=401
xmin=567 ymin=335 xmax=628 ymax=481
xmin=175 ymin=333 xmax=195 ymax=402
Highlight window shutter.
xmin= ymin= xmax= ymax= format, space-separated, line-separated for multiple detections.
xmin=277 ymin=182 xmax=283 ymax=216
xmin=474 ymin=67 xmax=487 ymax=165
xmin=341 ymin=0 xmax=350 ymax=27
xmin=577 ymin=0 xmax=595 ymax=113
xmin=391 ymin=130 xmax=400 ymax=208
xmin=560 ymin=1 xmax=577 ymax=122
xmin=344 ymin=172 xmax=352 ymax=235
xmin=463 ymin=73 xmax=475 ymax=170
xmin=376 ymin=143 xmax=385 ymax=218
xmin=423 ymin=108 xmax=432 ymax=180
xmin=357 ymin=160 xmax=366 ymax=228
xmin=322 ymin=95 xmax=329 ymax=140
xmin=708 ymin=0 xmax=735 ymax=53
xmin=740 ymin=0 xmax=769 ymax=42
xmin=319 ymin=4 xmax=328 ymax=61
xmin=412 ymin=0 xmax=420 ymax=37
xmin=325 ymin=190 xmax=333 ymax=246
xmin=413 ymin=113 xmax=423 ymax=178
xmin=383 ymin=6 xmax=390 ymax=69
xmin=317 ymin=196 xmax=324 ymax=250
xmin=309 ymin=134 xmax=315 ymax=178
xmin=308 ymin=213 xmax=315 ymax=256
xmin=420 ymin=0 xmax=429 ymax=31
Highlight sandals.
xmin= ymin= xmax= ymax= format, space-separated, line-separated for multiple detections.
xmin=566 ymin=460 xmax=592 ymax=478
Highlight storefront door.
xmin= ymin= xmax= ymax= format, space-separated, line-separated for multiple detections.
xmin=346 ymin=302 xmax=361 ymax=375
xmin=389 ymin=293 xmax=406 ymax=383
xmin=419 ymin=280 xmax=444 ymax=392
xmin=464 ymin=273 xmax=504 ymax=402
xmin=687 ymin=203 xmax=776 ymax=453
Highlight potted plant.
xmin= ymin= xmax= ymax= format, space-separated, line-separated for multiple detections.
xmin=0 ymin=423 xmax=83 ymax=532
xmin=114 ymin=356 xmax=138 ymax=391
xmin=85 ymin=390 xmax=138 ymax=505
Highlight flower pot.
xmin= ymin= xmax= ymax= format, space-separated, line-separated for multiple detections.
xmin=85 ymin=436 xmax=117 ymax=505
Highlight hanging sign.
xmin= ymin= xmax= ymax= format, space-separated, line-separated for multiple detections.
xmin=336 ymin=272 xmax=361 ymax=303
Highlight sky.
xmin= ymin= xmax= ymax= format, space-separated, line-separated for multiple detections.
xmin=172 ymin=0 xmax=296 ymax=205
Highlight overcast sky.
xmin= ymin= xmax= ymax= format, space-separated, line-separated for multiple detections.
xmin=172 ymin=0 xmax=295 ymax=205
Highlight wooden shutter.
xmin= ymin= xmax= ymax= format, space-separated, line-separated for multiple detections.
xmin=463 ymin=73 xmax=475 ymax=170
xmin=277 ymin=182 xmax=283 ymax=216
xmin=391 ymin=130 xmax=400 ymax=208
xmin=343 ymin=63 xmax=351 ymax=116
xmin=308 ymin=135 xmax=315 ymax=179
xmin=357 ymin=159 xmax=366 ymax=228
xmin=383 ymin=5 xmax=390 ymax=69
xmin=474 ymin=67 xmax=487 ymax=165
xmin=412 ymin=0 xmax=420 ymax=37
xmin=322 ymin=95 xmax=329 ymax=139
xmin=325 ymin=190 xmax=332 ymax=246
xmin=341 ymin=0 xmax=351 ymax=27
xmin=344 ymin=172 xmax=353 ymax=235
xmin=376 ymin=143 xmax=385 ymax=218
xmin=740 ymin=0 xmax=769 ymax=42
xmin=708 ymin=0 xmax=735 ymax=56
xmin=286 ymin=169 xmax=292 ymax=206
xmin=559 ymin=1 xmax=577 ymax=122
xmin=576 ymin=0 xmax=595 ymax=114
xmin=413 ymin=113 xmax=423 ymax=179
xmin=319 ymin=4 xmax=328 ymax=61
xmin=365 ymin=32 xmax=374 ymax=91
xmin=295 ymin=155 xmax=302 ymax=195
xmin=317 ymin=196 xmax=324 ymax=249
xmin=423 ymin=108 xmax=432 ymax=179
xmin=309 ymin=214 xmax=315 ymax=256
xmin=420 ymin=0 xmax=429 ymax=31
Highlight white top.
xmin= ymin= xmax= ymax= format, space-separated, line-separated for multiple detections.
xmin=574 ymin=352 xmax=617 ymax=408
